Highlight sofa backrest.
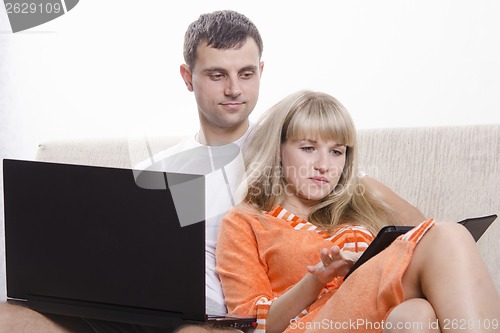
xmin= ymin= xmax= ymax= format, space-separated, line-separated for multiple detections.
xmin=36 ymin=125 xmax=499 ymax=221
xmin=36 ymin=135 xmax=187 ymax=170
xmin=356 ymin=124 xmax=499 ymax=222
xmin=36 ymin=124 xmax=500 ymax=291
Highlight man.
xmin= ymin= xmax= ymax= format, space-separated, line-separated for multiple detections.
xmin=0 ymin=9 xmax=425 ymax=332
xmin=134 ymin=9 xmax=264 ymax=315
xmin=0 ymin=9 xmax=265 ymax=333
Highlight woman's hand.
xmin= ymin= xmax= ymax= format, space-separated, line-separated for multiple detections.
xmin=306 ymin=246 xmax=359 ymax=284
xmin=266 ymin=246 xmax=360 ymax=333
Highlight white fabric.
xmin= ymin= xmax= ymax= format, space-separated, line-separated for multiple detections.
xmin=134 ymin=128 xmax=252 ymax=315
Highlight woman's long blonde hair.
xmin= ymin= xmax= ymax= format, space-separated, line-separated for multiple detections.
xmin=241 ymin=90 xmax=397 ymax=234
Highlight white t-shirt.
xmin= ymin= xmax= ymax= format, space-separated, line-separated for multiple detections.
xmin=134 ymin=127 xmax=251 ymax=315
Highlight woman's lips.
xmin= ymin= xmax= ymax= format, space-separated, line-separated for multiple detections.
xmin=309 ymin=176 xmax=329 ymax=184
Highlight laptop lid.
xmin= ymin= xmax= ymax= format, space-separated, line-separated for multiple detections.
xmin=3 ymin=159 xmax=206 ymax=327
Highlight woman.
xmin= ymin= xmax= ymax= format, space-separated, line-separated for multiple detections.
xmin=216 ymin=90 xmax=500 ymax=333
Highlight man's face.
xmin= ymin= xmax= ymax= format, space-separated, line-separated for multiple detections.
xmin=181 ymin=38 xmax=264 ymax=133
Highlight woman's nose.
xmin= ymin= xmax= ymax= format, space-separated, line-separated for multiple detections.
xmin=314 ymin=153 xmax=329 ymax=173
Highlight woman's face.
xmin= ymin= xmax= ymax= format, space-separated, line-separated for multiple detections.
xmin=280 ymin=137 xmax=347 ymax=204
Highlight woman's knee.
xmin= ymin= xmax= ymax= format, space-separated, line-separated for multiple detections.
xmin=384 ymin=299 xmax=438 ymax=333
xmin=431 ymin=220 xmax=472 ymax=239
xmin=415 ymin=221 xmax=476 ymax=258
xmin=403 ymin=222 xmax=478 ymax=296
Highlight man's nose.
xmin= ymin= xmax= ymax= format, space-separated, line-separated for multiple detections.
xmin=224 ymin=76 xmax=242 ymax=97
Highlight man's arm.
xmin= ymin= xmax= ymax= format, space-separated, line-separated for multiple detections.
xmin=361 ymin=176 xmax=426 ymax=226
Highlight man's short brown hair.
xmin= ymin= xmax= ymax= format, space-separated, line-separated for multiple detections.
xmin=183 ymin=10 xmax=263 ymax=69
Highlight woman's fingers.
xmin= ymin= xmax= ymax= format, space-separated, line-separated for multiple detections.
xmin=321 ymin=246 xmax=357 ymax=267
xmin=319 ymin=247 xmax=331 ymax=267
xmin=339 ymin=250 xmax=361 ymax=263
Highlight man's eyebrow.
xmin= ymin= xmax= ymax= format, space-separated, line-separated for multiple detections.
xmin=202 ymin=67 xmax=227 ymax=74
xmin=239 ymin=65 xmax=259 ymax=72
xmin=202 ymin=65 xmax=258 ymax=74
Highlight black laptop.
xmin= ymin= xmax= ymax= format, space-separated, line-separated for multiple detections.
xmin=2 ymin=159 xmax=256 ymax=331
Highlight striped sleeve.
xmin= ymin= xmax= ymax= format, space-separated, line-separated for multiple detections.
xmin=216 ymin=210 xmax=277 ymax=333
xmin=400 ymin=219 xmax=434 ymax=243
xmin=253 ymin=297 xmax=273 ymax=333
xmin=328 ymin=225 xmax=375 ymax=253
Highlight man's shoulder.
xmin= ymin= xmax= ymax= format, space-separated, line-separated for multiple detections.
xmin=133 ymin=136 xmax=198 ymax=170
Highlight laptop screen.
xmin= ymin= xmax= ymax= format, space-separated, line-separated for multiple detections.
xmin=3 ymin=159 xmax=206 ymax=324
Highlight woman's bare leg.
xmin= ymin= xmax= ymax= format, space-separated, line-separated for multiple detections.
xmin=402 ymin=222 xmax=500 ymax=333
xmin=384 ymin=298 xmax=440 ymax=333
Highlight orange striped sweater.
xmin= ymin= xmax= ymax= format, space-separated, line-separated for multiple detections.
xmin=216 ymin=206 xmax=376 ymax=332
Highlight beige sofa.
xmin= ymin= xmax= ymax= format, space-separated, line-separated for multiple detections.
xmin=32 ymin=124 xmax=500 ymax=293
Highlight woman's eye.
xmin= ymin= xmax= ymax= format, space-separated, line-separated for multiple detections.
xmin=330 ymin=149 xmax=345 ymax=156
xmin=301 ymin=147 xmax=315 ymax=152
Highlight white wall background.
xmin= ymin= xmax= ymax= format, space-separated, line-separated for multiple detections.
xmin=1 ymin=0 xmax=500 ymax=159
xmin=0 ymin=0 xmax=499 ymax=299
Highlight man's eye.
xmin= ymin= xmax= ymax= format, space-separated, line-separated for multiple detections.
xmin=210 ymin=73 xmax=225 ymax=80
xmin=240 ymin=71 xmax=254 ymax=79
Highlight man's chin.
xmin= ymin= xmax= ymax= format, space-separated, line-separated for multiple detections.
xmin=218 ymin=115 xmax=251 ymax=129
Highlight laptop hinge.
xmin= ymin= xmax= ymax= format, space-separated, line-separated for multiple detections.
xmin=24 ymin=294 xmax=185 ymax=328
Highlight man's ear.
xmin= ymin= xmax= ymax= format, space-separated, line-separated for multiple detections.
xmin=180 ymin=64 xmax=193 ymax=91
xmin=259 ymin=61 xmax=265 ymax=77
